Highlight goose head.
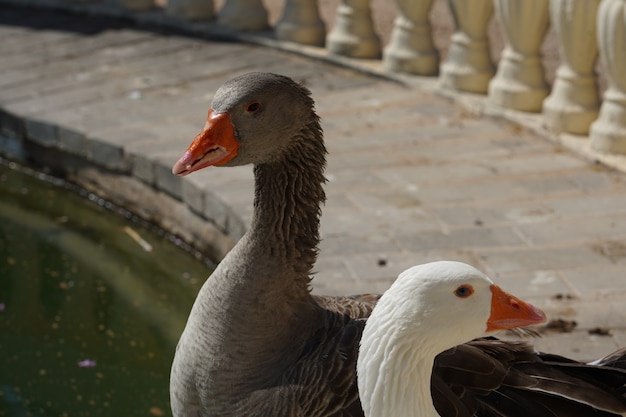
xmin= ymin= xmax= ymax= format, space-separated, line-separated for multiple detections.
xmin=358 ymin=261 xmax=546 ymax=417
xmin=377 ymin=261 xmax=546 ymax=346
xmin=172 ymin=72 xmax=318 ymax=175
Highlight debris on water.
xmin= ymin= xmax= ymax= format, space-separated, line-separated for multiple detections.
xmin=0 ymin=303 xmax=5 ymax=312
xmin=377 ymin=258 xmax=387 ymax=267
xmin=149 ymin=406 xmax=165 ymax=416
xmin=122 ymin=226 xmax=153 ymax=252
xmin=78 ymin=359 xmax=96 ymax=368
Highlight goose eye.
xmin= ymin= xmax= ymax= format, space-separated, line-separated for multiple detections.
xmin=454 ymin=284 xmax=474 ymax=298
xmin=246 ymin=102 xmax=261 ymax=112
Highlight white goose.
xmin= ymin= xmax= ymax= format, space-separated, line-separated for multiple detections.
xmin=358 ymin=261 xmax=626 ymax=417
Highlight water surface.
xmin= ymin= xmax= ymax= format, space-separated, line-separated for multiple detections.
xmin=0 ymin=160 xmax=212 ymax=417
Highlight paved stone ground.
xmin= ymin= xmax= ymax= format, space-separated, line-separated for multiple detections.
xmin=1 ymin=4 xmax=626 ymax=362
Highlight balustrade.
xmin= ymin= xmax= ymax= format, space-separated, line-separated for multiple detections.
xmin=275 ymin=0 xmax=326 ymax=46
xmin=487 ymin=0 xmax=550 ymax=112
xmin=58 ymin=0 xmax=626 ymax=154
xmin=218 ymin=0 xmax=268 ymax=31
xmin=326 ymin=0 xmax=381 ymax=59
xmin=590 ymin=0 xmax=626 ymax=153
xmin=439 ymin=0 xmax=494 ymax=93
xmin=383 ymin=0 xmax=438 ymax=75
xmin=543 ymin=0 xmax=600 ymax=135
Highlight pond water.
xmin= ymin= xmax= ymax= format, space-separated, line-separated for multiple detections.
xmin=0 ymin=159 xmax=212 ymax=417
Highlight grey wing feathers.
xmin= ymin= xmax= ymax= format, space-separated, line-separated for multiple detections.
xmin=284 ymin=312 xmax=366 ymax=417
xmin=313 ymin=294 xmax=381 ymax=319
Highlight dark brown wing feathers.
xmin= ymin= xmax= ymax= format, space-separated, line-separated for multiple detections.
xmin=283 ymin=311 xmax=365 ymax=417
xmin=593 ymin=347 xmax=626 ymax=370
xmin=432 ymin=337 xmax=626 ymax=417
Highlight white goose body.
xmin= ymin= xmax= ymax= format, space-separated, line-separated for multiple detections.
xmin=359 ymin=261 xmax=514 ymax=417
xmin=358 ymin=261 xmax=626 ymax=417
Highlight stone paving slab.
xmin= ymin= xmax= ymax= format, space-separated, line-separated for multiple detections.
xmin=1 ymin=4 xmax=626 ymax=362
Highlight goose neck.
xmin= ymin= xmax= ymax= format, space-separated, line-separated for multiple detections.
xmin=359 ymin=318 xmax=442 ymax=417
xmin=249 ymin=131 xmax=326 ymax=276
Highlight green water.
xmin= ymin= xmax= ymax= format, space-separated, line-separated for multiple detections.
xmin=0 ymin=160 xmax=212 ymax=417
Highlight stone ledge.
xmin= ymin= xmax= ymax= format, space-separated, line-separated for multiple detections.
xmin=68 ymin=167 xmax=236 ymax=261
xmin=0 ymin=109 xmax=240 ymax=262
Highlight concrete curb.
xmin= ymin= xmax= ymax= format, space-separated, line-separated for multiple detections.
xmin=0 ymin=105 xmax=241 ymax=262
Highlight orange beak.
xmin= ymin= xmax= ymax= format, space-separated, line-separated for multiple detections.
xmin=172 ymin=109 xmax=240 ymax=176
xmin=486 ymin=284 xmax=546 ymax=332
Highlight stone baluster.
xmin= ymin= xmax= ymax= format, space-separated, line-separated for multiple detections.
xmin=275 ymin=0 xmax=326 ymax=46
xmin=543 ymin=0 xmax=600 ymax=134
xmin=167 ymin=0 xmax=214 ymax=19
xmin=590 ymin=0 xmax=626 ymax=153
xmin=115 ymin=0 xmax=154 ymax=11
xmin=488 ymin=0 xmax=550 ymax=112
xmin=383 ymin=0 xmax=438 ymax=75
xmin=326 ymin=0 xmax=381 ymax=59
xmin=218 ymin=0 xmax=268 ymax=31
xmin=439 ymin=0 xmax=494 ymax=93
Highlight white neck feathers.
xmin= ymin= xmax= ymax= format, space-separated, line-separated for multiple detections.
xmin=358 ymin=312 xmax=442 ymax=417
